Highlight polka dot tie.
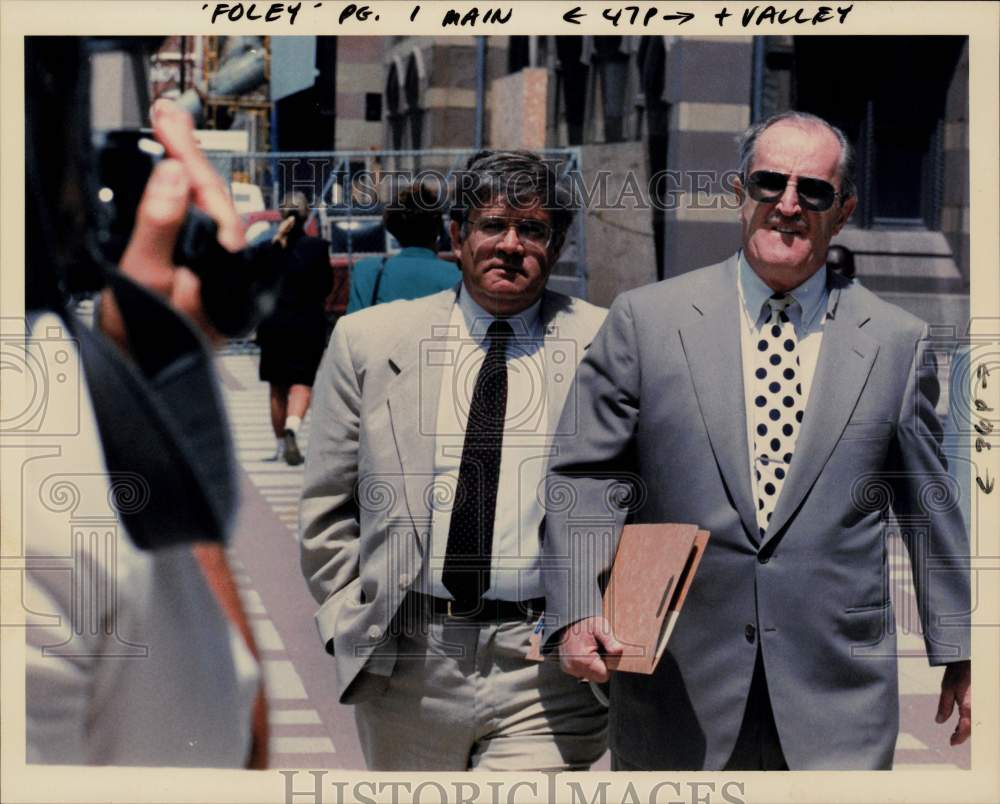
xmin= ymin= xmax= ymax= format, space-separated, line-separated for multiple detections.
xmin=442 ymin=319 xmax=512 ymax=607
xmin=751 ymin=294 xmax=803 ymax=539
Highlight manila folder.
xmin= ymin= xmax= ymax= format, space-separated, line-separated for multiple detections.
xmin=602 ymin=523 xmax=709 ymax=674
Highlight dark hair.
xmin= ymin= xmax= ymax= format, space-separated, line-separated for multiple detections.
xmin=450 ymin=150 xmax=576 ymax=251
xmin=738 ymin=111 xmax=857 ymax=201
xmin=26 ymin=37 xmax=104 ymax=309
xmin=383 ymin=181 xmax=444 ymax=248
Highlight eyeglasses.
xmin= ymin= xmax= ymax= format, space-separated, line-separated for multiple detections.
xmin=468 ymin=216 xmax=552 ymax=247
xmin=745 ymin=170 xmax=844 ymax=212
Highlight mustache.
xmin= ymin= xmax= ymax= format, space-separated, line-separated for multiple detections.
xmin=488 ymin=259 xmax=526 ymax=273
xmin=765 ymin=214 xmax=807 ymax=232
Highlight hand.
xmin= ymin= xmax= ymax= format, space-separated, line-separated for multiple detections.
xmin=558 ymin=616 xmax=623 ymax=684
xmin=935 ymin=659 xmax=971 ymax=746
xmin=100 ymin=99 xmax=245 ymax=347
xmin=272 ymin=214 xmax=296 ymax=249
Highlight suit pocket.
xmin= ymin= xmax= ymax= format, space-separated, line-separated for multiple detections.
xmin=841 ymin=420 xmax=895 ymax=441
xmin=841 ymin=600 xmax=893 ymax=645
xmin=844 ymin=600 xmax=891 ymax=614
xmin=316 ymin=577 xmax=364 ymax=654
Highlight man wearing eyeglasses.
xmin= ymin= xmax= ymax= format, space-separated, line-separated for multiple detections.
xmin=542 ymin=111 xmax=971 ymax=770
xmin=299 ymin=150 xmax=608 ymax=770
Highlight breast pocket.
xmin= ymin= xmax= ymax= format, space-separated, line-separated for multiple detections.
xmin=828 ymin=420 xmax=896 ymax=481
xmin=840 ymin=420 xmax=895 ymax=441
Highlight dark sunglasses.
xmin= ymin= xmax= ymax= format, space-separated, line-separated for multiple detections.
xmin=745 ymin=170 xmax=844 ymax=212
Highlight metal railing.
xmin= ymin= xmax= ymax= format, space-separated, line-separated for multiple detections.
xmin=206 ymin=147 xmax=588 ymax=298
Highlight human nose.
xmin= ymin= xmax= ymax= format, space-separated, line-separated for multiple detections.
xmin=495 ymin=222 xmax=523 ymax=252
xmin=775 ymin=179 xmax=802 ymax=217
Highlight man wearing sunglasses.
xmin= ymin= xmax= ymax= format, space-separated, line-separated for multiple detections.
xmin=543 ymin=111 xmax=971 ymax=770
xmin=299 ymin=150 xmax=608 ymax=770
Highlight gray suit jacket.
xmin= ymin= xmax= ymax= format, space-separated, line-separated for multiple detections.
xmin=300 ymin=284 xmax=607 ymax=703
xmin=541 ymin=255 xmax=970 ymax=770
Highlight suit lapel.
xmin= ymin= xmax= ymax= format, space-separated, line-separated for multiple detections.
xmin=762 ymin=282 xmax=879 ymax=547
xmin=678 ymin=258 xmax=760 ymax=544
xmin=540 ymin=290 xmax=595 ymax=435
xmin=385 ymin=289 xmax=457 ymax=538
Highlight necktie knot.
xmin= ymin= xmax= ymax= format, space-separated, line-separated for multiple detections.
xmin=487 ymin=319 xmax=513 ymax=345
xmin=767 ymin=293 xmax=794 ymax=313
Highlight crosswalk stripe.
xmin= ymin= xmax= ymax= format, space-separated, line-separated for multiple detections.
xmin=270 ymin=736 xmax=336 ymax=754
xmin=251 ymin=618 xmax=286 ymax=652
xmin=262 ymin=660 xmax=309 ymax=699
xmin=895 ymin=733 xmax=929 ymax=750
xmin=270 ymin=709 xmax=323 ymax=725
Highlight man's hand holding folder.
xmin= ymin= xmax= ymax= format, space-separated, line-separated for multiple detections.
xmin=558 ymin=523 xmax=709 ymax=682
xmin=558 ymin=616 xmax=625 ymax=684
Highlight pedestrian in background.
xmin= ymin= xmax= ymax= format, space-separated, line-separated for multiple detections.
xmin=255 ymin=193 xmax=333 ymax=465
xmin=346 ymin=179 xmax=460 ymax=314
xmin=827 ymin=243 xmax=857 ymax=279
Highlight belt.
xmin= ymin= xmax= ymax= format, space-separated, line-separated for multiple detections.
xmin=407 ymin=592 xmax=545 ymax=623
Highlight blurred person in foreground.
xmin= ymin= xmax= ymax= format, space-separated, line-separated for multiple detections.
xmin=542 ymin=111 xmax=971 ymax=770
xmin=254 ymin=192 xmax=333 ymax=466
xmin=299 ymin=150 xmax=608 ymax=770
xmin=345 ymin=179 xmax=459 ymax=314
xmin=20 ymin=37 xmax=266 ymax=767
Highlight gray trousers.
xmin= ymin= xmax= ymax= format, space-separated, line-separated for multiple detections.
xmin=354 ymin=613 xmax=608 ymax=771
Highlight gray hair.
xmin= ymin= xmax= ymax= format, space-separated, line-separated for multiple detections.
xmin=450 ymin=150 xmax=576 ymax=250
xmin=738 ymin=111 xmax=857 ymax=201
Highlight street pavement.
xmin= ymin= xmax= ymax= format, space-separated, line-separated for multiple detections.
xmin=216 ymin=349 xmax=970 ymax=771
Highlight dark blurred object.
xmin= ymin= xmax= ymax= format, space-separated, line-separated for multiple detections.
xmin=827 ymin=244 xmax=856 ymax=279
xmin=94 ymin=128 xmax=278 ymax=337
xmin=384 ymin=180 xmax=446 ymax=250
xmin=24 ymin=36 xmax=241 ymax=548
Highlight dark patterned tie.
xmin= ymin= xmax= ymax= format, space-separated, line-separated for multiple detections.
xmin=751 ymin=293 xmax=803 ymax=539
xmin=442 ymin=319 xmax=512 ymax=605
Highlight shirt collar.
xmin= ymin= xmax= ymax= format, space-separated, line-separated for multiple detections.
xmin=457 ymin=283 xmax=543 ymax=345
xmin=737 ymin=250 xmax=828 ymax=330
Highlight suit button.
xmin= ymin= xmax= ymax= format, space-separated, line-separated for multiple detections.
xmin=398 ymin=572 xmax=411 ymax=589
xmin=745 ymin=624 xmax=756 ymax=643
xmin=367 ymin=625 xmax=383 ymax=640
xmin=758 ymin=554 xmax=769 ymax=564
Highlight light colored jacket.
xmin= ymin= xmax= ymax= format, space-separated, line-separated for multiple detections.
xmin=542 ymin=255 xmax=971 ymax=770
xmin=300 ymin=284 xmax=607 ymax=703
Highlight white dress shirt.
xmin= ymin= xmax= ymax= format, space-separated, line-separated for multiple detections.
xmin=737 ymin=252 xmax=830 ymax=492
xmin=420 ymin=288 xmax=550 ymax=601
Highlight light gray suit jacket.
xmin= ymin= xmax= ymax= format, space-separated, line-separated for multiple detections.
xmin=300 ymin=284 xmax=607 ymax=703
xmin=541 ymin=255 xmax=970 ymax=770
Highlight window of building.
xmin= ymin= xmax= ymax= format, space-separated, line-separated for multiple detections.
xmin=762 ymin=36 xmax=965 ymax=230
xmin=555 ymin=36 xmax=588 ymax=146
xmin=404 ymin=53 xmax=423 ymax=151
xmin=385 ymin=64 xmax=404 ymax=151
